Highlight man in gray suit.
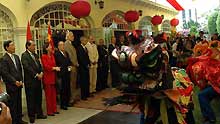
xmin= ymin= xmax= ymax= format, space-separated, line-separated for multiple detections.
xmin=1 ymin=40 xmax=27 ymax=124
xmin=64 ymin=31 xmax=80 ymax=105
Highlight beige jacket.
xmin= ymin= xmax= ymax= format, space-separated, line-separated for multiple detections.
xmin=64 ymin=40 xmax=78 ymax=68
xmin=85 ymin=42 xmax=99 ymax=68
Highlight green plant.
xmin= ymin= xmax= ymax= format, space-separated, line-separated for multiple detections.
xmin=208 ymin=11 xmax=218 ymax=34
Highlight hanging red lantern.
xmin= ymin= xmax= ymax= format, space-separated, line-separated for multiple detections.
xmin=151 ymin=15 xmax=163 ymax=25
xmin=170 ymin=18 xmax=179 ymax=27
xmin=70 ymin=0 xmax=91 ymax=19
xmin=124 ymin=10 xmax=139 ymax=23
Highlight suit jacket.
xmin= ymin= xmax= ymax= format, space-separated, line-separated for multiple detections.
xmin=97 ymin=45 xmax=108 ymax=67
xmin=21 ymin=50 xmax=43 ymax=88
xmin=54 ymin=50 xmax=71 ymax=77
xmin=77 ymin=45 xmax=90 ymax=70
xmin=41 ymin=54 xmax=56 ymax=85
xmin=64 ymin=40 xmax=78 ymax=67
xmin=1 ymin=53 xmax=23 ymax=92
xmin=108 ymin=44 xmax=117 ymax=62
xmin=85 ymin=42 xmax=99 ymax=68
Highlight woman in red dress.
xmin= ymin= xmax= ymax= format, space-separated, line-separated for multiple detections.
xmin=41 ymin=42 xmax=60 ymax=116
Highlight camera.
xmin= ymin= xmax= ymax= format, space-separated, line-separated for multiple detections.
xmin=0 ymin=92 xmax=10 ymax=114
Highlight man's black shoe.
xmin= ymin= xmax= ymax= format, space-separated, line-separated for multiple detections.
xmin=209 ymin=119 xmax=216 ymax=124
xmin=18 ymin=120 xmax=28 ymax=124
xmin=54 ymin=112 xmax=60 ymax=114
xmin=61 ymin=106 xmax=68 ymax=110
xmin=37 ymin=115 xmax=47 ymax=119
xmin=29 ymin=117 xmax=35 ymax=123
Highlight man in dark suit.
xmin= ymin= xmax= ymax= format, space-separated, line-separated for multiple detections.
xmin=1 ymin=40 xmax=27 ymax=124
xmin=108 ymin=37 xmax=120 ymax=88
xmin=97 ymin=39 xmax=109 ymax=91
xmin=21 ymin=40 xmax=47 ymax=123
xmin=77 ymin=36 xmax=90 ymax=100
xmin=55 ymin=41 xmax=71 ymax=110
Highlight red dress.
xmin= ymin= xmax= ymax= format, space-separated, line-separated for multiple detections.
xmin=41 ymin=54 xmax=57 ymax=115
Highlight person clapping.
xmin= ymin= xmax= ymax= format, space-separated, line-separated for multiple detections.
xmin=41 ymin=42 xmax=60 ymax=116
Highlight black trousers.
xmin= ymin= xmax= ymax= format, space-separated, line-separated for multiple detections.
xmin=25 ymin=82 xmax=43 ymax=119
xmin=97 ymin=65 xmax=109 ymax=91
xmin=79 ymin=67 xmax=90 ymax=99
xmin=6 ymin=87 xmax=22 ymax=124
xmin=110 ymin=61 xmax=120 ymax=88
xmin=60 ymin=76 xmax=71 ymax=107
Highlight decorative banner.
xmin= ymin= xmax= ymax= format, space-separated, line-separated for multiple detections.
xmin=70 ymin=0 xmax=91 ymax=18
xmin=124 ymin=10 xmax=139 ymax=23
xmin=26 ymin=21 xmax=32 ymax=41
xmin=167 ymin=0 xmax=184 ymax=11
xmin=47 ymin=22 xmax=55 ymax=52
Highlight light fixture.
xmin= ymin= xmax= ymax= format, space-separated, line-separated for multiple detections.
xmin=95 ymin=0 xmax=104 ymax=9
xmin=138 ymin=10 xmax=143 ymax=16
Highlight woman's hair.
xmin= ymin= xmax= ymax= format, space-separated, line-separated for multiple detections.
xmin=42 ymin=42 xmax=50 ymax=54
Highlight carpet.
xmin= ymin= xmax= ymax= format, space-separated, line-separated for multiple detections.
xmin=74 ymin=89 xmax=139 ymax=113
xmin=78 ymin=111 xmax=140 ymax=124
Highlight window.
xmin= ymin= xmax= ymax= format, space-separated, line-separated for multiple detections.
xmin=0 ymin=10 xmax=14 ymax=57
xmin=30 ymin=2 xmax=91 ymax=55
xmin=139 ymin=16 xmax=153 ymax=36
xmin=161 ymin=20 xmax=171 ymax=34
xmin=102 ymin=11 xmax=129 ymax=30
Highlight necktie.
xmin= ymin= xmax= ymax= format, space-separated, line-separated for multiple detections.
xmin=11 ymin=54 xmax=17 ymax=69
xmin=30 ymin=53 xmax=39 ymax=67
xmin=61 ymin=51 xmax=66 ymax=57
xmin=84 ymin=47 xmax=88 ymax=53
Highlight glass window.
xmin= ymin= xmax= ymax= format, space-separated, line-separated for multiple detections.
xmin=0 ymin=10 xmax=14 ymax=57
xmin=31 ymin=3 xmax=90 ymax=55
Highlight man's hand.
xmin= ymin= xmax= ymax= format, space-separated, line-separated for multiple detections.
xmin=52 ymin=67 xmax=61 ymax=72
xmin=37 ymin=72 xmax=43 ymax=80
xmin=15 ymin=81 xmax=22 ymax=87
xmin=0 ymin=102 xmax=12 ymax=124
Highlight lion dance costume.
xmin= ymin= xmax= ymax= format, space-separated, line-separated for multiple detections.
xmin=106 ymin=31 xmax=195 ymax=124
xmin=186 ymin=40 xmax=220 ymax=123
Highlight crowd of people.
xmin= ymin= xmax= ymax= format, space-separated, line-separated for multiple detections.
xmin=0 ymin=30 xmax=125 ymax=124
xmin=0 ymin=29 xmax=220 ymax=124
xmin=152 ymin=31 xmax=220 ymax=124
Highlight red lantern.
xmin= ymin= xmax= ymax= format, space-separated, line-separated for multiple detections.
xmin=170 ymin=18 xmax=179 ymax=27
xmin=70 ymin=0 xmax=91 ymax=19
xmin=151 ymin=15 xmax=163 ymax=25
xmin=124 ymin=10 xmax=139 ymax=23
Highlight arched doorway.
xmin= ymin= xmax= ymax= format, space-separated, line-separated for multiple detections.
xmin=138 ymin=16 xmax=153 ymax=36
xmin=0 ymin=5 xmax=16 ymax=57
xmin=102 ymin=10 xmax=131 ymax=45
xmin=161 ymin=20 xmax=171 ymax=34
xmin=30 ymin=2 xmax=94 ymax=55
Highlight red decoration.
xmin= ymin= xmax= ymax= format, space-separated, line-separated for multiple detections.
xmin=151 ymin=15 xmax=163 ymax=25
xmin=47 ymin=23 xmax=55 ymax=52
xmin=70 ymin=0 xmax=91 ymax=19
xmin=170 ymin=18 xmax=179 ymax=26
xmin=26 ymin=21 xmax=32 ymax=41
xmin=167 ymin=0 xmax=184 ymax=11
xmin=124 ymin=10 xmax=139 ymax=23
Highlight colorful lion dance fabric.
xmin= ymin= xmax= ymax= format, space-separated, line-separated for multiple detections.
xmin=187 ymin=40 xmax=220 ymax=94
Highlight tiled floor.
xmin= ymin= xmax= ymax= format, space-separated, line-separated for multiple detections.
xmin=20 ymin=90 xmax=102 ymax=124
xmin=31 ymin=107 xmax=101 ymax=124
